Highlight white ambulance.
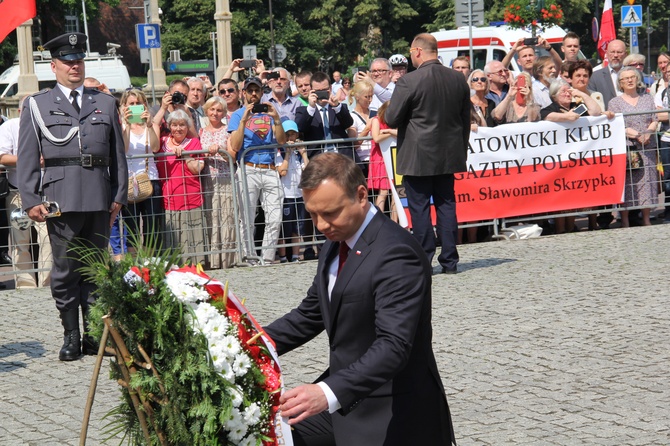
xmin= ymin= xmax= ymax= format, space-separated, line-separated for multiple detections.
xmin=0 ymin=50 xmax=131 ymax=98
xmin=432 ymin=24 xmax=584 ymax=73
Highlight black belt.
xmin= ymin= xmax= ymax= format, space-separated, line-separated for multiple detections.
xmin=44 ymin=155 xmax=110 ymax=168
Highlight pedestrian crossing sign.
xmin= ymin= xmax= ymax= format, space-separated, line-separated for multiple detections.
xmin=621 ymin=5 xmax=642 ymax=28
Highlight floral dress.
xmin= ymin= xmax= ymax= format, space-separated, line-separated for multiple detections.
xmin=607 ymin=94 xmax=659 ymax=208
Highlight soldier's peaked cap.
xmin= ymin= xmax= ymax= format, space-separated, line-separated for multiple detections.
xmin=44 ymin=33 xmax=87 ymax=61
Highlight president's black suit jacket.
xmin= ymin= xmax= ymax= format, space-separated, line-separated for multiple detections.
xmin=265 ymin=210 xmax=455 ymax=446
xmin=294 ymin=104 xmax=358 ymax=162
xmin=385 ymin=59 xmax=470 ymax=177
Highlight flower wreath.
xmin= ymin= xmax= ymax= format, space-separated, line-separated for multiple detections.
xmin=86 ymin=252 xmax=290 ymax=445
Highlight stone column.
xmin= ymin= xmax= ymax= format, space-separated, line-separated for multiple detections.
xmin=215 ymin=0 xmax=233 ymax=82
xmin=16 ymin=19 xmax=39 ymax=98
xmin=145 ymin=0 xmax=168 ymax=98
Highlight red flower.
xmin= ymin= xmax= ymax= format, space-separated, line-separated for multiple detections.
xmin=550 ymin=4 xmax=556 ymax=10
xmin=261 ymin=362 xmax=281 ymax=392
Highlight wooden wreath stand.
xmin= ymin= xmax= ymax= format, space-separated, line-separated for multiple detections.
xmin=80 ymin=315 xmax=168 ymax=446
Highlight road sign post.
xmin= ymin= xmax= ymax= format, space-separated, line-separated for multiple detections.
xmin=268 ymin=44 xmax=287 ymax=64
xmin=621 ymin=5 xmax=642 ymax=55
xmin=136 ymin=23 xmax=162 ymax=104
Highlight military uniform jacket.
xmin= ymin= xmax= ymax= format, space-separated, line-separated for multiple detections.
xmin=17 ymin=86 xmax=127 ymax=212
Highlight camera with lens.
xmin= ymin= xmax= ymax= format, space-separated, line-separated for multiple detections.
xmin=171 ymin=91 xmax=186 ymax=105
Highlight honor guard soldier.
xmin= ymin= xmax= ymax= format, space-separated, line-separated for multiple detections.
xmin=17 ymin=33 xmax=127 ymax=361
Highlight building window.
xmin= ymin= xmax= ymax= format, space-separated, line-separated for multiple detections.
xmin=65 ymin=14 xmax=79 ymax=33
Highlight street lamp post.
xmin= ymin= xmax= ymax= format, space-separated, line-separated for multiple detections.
xmin=269 ymin=0 xmax=276 ymax=68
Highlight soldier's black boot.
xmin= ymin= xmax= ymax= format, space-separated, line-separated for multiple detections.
xmin=59 ymin=309 xmax=81 ymax=361
xmin=81 ymin=305 xmax=99 ymax=356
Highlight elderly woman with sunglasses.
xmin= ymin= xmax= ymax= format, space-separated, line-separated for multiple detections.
xmin=458 ymin=70 xmax=495 ymax=243
xmin=468 ymin=69 xmax=496 ymax=130
xmin=607 ymin=66 xmax=659 ymax=227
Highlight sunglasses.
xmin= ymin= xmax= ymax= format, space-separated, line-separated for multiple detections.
xmin=471 ymin=77 xmax=487 ymax=83
xmin=219 ymin=88 xmax=236 ymax=94
xmin=626 ymin=62 xmax=644 ymax=68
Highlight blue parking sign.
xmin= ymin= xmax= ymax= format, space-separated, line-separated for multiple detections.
xmin=136 ymin=24 xmax=161 ymax=49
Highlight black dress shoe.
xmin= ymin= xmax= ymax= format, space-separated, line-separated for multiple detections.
xmin=0 ymin=252 xmax=12 ymax=266
xmin=432 ymin=265 xmax=457 ymax=276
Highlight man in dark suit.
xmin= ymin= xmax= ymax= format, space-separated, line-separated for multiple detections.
xmin=265 ymin=153 xmax=455 ymax=446
xmin=588 ymin=39 xmax=627 ymax=110
xmin=18 ymin=32 xmax=127 ymax=361
xmin=294 ymin=71 xmax=356 ymax=162
xmin=385 ymin=33 xmax=470 ymax=275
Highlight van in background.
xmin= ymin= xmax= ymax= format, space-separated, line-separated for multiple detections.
xmin=432 ymin=25 xmax=585 ymax=74
xmin=0 ymin=51 xmax=131 ymax=98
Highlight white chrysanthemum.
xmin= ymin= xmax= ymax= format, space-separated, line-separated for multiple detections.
xmin=228 ymin=423 xmax=248 ymax=443
xmin=224 ymin=408 xmax=246 ymax=437
xmin=221 ymin=335 xmax=241 ymax=358
xmin=193 ymin=302 xmax=220 ymax=325
xmin=227 ymin=385 xmax=244 ymax=408
xmin=233 ymin=353 xmax=251 ymax=376
xmin=218 ymin=359 xmax=235 ymax=382
xmin=202 ymin=318 xmax=229 ymax=341
xmin=165 ymin=273 xmax=210 ymax=303
xmin=243 ymin=402 xmax=261 ymax=426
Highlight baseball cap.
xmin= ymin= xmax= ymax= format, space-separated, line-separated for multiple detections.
xmin=243 ymin=77 xmax=263 ymax=89
xmin=282 ymin=120 xmax=299 ymax=134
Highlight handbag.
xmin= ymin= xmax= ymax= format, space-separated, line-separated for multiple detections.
xmin=626 ymin=142 xmax=644 ymax=170
xmin=127 ymin=129 xmax=153 ymax=204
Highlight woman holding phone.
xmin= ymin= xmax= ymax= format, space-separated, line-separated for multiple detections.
xmin=117 ymin=89 xmax=163 ymax=255
xmin=491 ymin=72 xmax=540 ymax=124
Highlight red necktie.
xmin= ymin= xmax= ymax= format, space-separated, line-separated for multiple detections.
xmin=337 ymin=242 xmax=349 ymax=276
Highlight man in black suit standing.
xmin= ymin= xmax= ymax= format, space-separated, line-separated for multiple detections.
xmin=265 ymin=153 xmax=455 ymax=446
xmin=385 ymin=33 xmax=470 ymax=275
xmin=294 ymin=71 xmax=356 ymax=162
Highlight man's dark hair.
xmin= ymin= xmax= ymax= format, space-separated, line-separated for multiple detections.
xmin=567 ymin=59 xmax=593 ymax=78
xmin=218 ymin=78 xmax=238 ymax=90
xmin=300 ymin=153 xmax=365 ymax=200
xmin=169 ymin=79 xmax=189 ymax=92
xmin=563 ymin=31 xmax=580 ymax=43
xmin=310 ymin=71 xmax=331 ymax=87
xmin=295 ymin=71 xmax=312 ymax=82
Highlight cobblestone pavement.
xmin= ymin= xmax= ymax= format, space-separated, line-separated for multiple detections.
xmin=1 ymin=224 xmax=669 ymax=445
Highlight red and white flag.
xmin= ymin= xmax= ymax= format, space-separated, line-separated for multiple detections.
xmin=0 ymin=0 xmax=37 ymax=43
xmin=597 ymin=0 xmax=616 ymax=60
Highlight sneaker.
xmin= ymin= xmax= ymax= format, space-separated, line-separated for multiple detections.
xmin=290 ymin=256 xmax=300 ymax=263
xmin=279 ymin=257 xmax=288 ymax=263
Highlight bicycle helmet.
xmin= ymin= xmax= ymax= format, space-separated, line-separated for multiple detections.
xmin=389 ymin=54 xmax=408 ymax=66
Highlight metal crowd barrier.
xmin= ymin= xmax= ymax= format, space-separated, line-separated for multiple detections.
xmin=2 ymin=109 xmax=669 ymax=284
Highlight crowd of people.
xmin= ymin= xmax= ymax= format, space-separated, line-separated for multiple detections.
xmin=2 ymin=32 xmax=670 ymax=287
